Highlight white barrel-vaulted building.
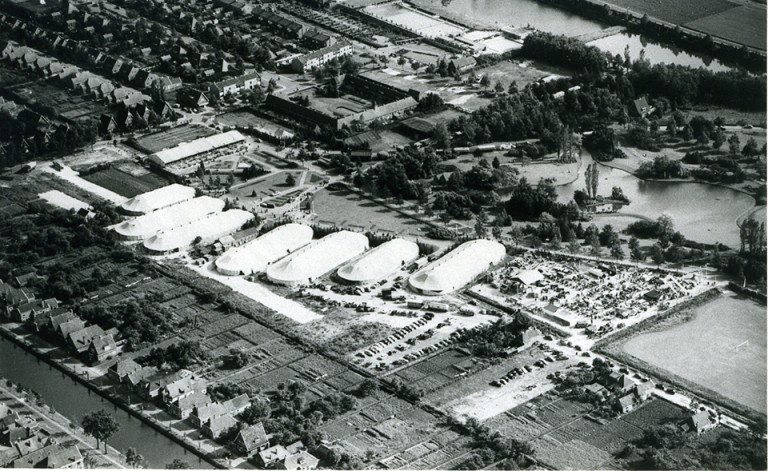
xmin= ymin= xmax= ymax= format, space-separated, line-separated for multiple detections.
xmin=112 ymin=196 xmax=225 ymax=240
xmin=409 ymin=239 xmax=506 ymax=295
xmin=143 ymin=209 xmax=254 ymax=254
xmin=215 ymin=223 xmax=314 ymax=276
xmin=119 ymin=184 xmax=196 ymax=215
xmin=337 ymin=238 xmax=419 ymax=285
xmin=266 ymin=230 xmax=369 ymax=286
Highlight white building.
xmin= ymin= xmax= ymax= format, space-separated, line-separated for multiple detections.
xmin=266 ymin=231 xmax=368 ymax=286
xmin=120 ymin=184 xmax=196 ymax=215
xmin=143 ymin=209 xmax=254 ymax=253
xmin=147 ymin=130 xmax=246 ymax=167
xmin=215 ymin=223 xmax=314 ymax=276
xmin=336 ymin=238 xmax=419 ymax=285
xmin=112 ymin=196 xmax=225 ymax=240
xmin=409 ymin=239 xmax=506 ymax=295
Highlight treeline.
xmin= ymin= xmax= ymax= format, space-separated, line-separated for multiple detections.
xmin=521 ymin=32 xmax=608 ymax=75
xmin=628 ymin=62 xmax=767 ymax=111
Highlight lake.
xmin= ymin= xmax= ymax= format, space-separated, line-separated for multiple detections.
xmin=621 ymin=292 xmax=767 ymax=413
xmin=420 ymin=0 xmax=738 ymax=71
xmin=0 ymin=335 xmax=210 ymax=469
xmin=588 ymin=33 xmax=733 ymax=73
xmin=555 ymin=153 xmax=755 ymax=248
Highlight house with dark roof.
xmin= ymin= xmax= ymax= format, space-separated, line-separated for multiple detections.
xmin=170 ymin=390 xmax=212 ymax=419
xmin=629 ymin=97 xmax=654 ymax=118
xmin=11 ymin=443 xmax=83 ymax=468
xmin=108 ymin=358 xmax=141 ymax=383
xmin=87 ymin=334 xmax=118 ymax=363
xmin=231 ymin=422 xmax=269 ymax=455
xmin=203 ymin=413 xmax=238 ymax=441
xmin=208 ymin=71 xmax=261 ymax=98
xmin=683 ymin=410 xmax=716 ymax=434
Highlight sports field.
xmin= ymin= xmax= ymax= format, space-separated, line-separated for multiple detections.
xmin=365 ymin=3 xmax=466 ymax=38
xmin=621 ymin=292 xmax=766 ymax=413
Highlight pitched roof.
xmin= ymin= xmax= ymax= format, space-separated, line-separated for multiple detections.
xmin=236 ymin=422 xmax=268 ymax=451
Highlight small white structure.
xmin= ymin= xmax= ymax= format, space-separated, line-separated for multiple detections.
xmin=112 ymin=196 xmax=225 ymax=240
xmin=120 ymin=184 xmax=196 ymax=215
xmin=215 ymin=223 xmax=314 ymax=276
xmin=143 ymin=209 xmax=253 ymax=253
xmin=409 ymin=239 xmax=506 ymax=295
xmin=337 ymin=238 xmax=419 ymax=285
xmin=266 ymin=231 xmax=369 ymax=286
xmin=38 ymin=190 xmax=91 ymax=213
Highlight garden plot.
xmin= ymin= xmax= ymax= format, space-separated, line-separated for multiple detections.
xmin=40 ymin=163 xmax=127 ymax=205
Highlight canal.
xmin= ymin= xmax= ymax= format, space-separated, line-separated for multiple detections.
xmin=0 ymin=335 xmax=211 ymax=469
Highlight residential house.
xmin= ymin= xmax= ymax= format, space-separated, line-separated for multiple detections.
xmin=139 ymin=369 xmax=192 ymax=400
xmin=11 ymin=443 xmax=83 ymax=468
xmin=231 ymin=422 xmax=269 ymax=455
xmin=290 ymin=42 xmax=352 ymax=73
xmin=303 ymin=30 xmax=334 ymax=49
xmin=448 ymin=56 xmax=476 ymax=74
xmin=203 ymin=413 xmax=237 ymax=441
xmin=614 ymin=393 xmax=636 ymax=414
xmin=635 ymin=380 xmax=655 ymax=401
xmin=57 ymin=318 xmax=87 ymax=339
xmin=108 ymin=359 xmax=141 ymax=383
xmin=67 ymin=324 xmax=106 ymax=352
xmin=169 ymin=391 xmax=211 ymax=420
xmin=160 ymin=375 xmax=206 ymax=406
xmin=629 ymin=97 xmax=654 ymax=118
xmin=48 ymin=311 xmax=77 ymax=334
xmin=280 ymin=450 xmax=319 ymax=470
xmin=87 ymin=334 xmax=118 ymax=363
xmin=683 ymin=410 xmax=717 ymax=434
xmin=208 ymin=71 xmax=261 ymax=98
xmin=179 ymin=89 xmax=209 ymax=109
xmin=125 ymin=366 xmax=158 ymax=389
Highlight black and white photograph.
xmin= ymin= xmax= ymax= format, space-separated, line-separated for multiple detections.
xmin=0 ymin=0 xmax=765 ymax=468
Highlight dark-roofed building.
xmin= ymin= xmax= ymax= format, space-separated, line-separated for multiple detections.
xmin=108 ymin=358 xmax=141 ymax=383
xmin=231 ymin=422 xmax=269 ymax=455
xmin=290 ymin=41 xmax=352 ymax=73
xmin=208 ymin=71 xmax=261 ymax=98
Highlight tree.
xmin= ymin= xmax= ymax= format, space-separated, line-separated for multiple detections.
xmin=568 ymin=238 xmax=581 ymax=253
xmin=584 ymin=163 xmax=599 ymax=199
xmin=479 ymin=74 xmax=490 ymax=88
xmin=743 ymin=137 xmax=759 ymax=156
xmin=728 ymin=134 xmax=741 ymax=155
xmin=355 ymin=378 xmax=379 ymax=397
xmin=629 ymin=237 xmax=644 ymax=261
xmin=165 ymin=459 xmax=190 ymax=469
xmin=492 ymin=156 xmax=500 ymax=169
xmin=81 ymin=410 xmax=120 ymax=454
xmin=711 ymin=128 xmax=726 ymax=150
xmin=125 ymin=448 xmax=146 ymax=469
xmin=285 ymin=173 xmax=296 ymax=186
xmin=475 ymin=218 xmax=487 ymax=238
xmin=432 ymin=122 xmax=451 ymax=149
xmin=610 ymin=242 xmax=624 ymax=259
xmin=650 ymin=243 xmax=665 ymax=264
xmin=494 ymin=81 xmax=505 ymax=93
xmin=588 ymin=233 xmax=602 ymax=256
xmin=682 ymin=124 xmax=694 ymax=141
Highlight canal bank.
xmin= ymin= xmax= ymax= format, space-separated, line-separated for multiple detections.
xmin=0 ymin=325 xmax=221 ymax=469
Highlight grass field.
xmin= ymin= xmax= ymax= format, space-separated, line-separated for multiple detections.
xmin=473 ymin=61 xmax=551 ymax=92
xmin=621 ymin=292 xmax=767 ymax=413
xmin=82 ymin=167 xmax=169 ymax=198
xmin=311 ymin=188 xmax=429 ymax=236
xmin=684 ymin=5 xmax=767 ymax=50
xmin=602 ymin=0 xmax=734 ymax=24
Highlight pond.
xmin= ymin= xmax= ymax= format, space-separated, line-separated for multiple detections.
xmin=588 ymin=32 xmax=734 ymax=73
xmin=555 ymin=153 xmax=755 ymax=248
xmin=0 ymin=335 xmax=210 ymax=469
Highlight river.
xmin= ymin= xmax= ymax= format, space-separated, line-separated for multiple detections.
xmin=0 ymin=335 xmax=210 ymax=469
xmin=555 ymin=152 xmax=755 ymax=248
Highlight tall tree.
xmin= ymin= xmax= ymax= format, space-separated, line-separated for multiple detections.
xmin=81 ymin=409 xmax=120 ymax=454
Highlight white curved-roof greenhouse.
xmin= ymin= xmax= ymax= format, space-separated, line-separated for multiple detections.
xmin=337 ymin=238 xmax=419 ymax=284
xmin=120 ymin=184 xmax=196 ymax=215
xmin=266 ymin=231 xmax=369 ymax=286
xmin=143 ymin=209 xmax=254 ymax=253
xmin=215 ymin=223 xmax=314 ymax=276
xmin=112 ymin=196 xmax=225 ymax=240
xmin=409 ymin=239 xmax=506 ymax=295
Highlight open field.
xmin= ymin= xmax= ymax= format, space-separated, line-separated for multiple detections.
xmin=311 ymin=188 xmax=430 ymax=236
xmin=82 ymin=167 xmax=169 ymax=198
xmin=473 ymin=61 xmax=551 ymax=91
xmin=601 ymin=0 xmax=735 ymax=24
xmin=620 ymin=291 xmax=766 ymax=413
xmin=684 ymin=5 xmax=767 ymax=50
xmin=131 ymin=125 xmax=216 ymax=154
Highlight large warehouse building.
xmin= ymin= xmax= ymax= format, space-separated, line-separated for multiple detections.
xmin=215 ymin=223 xmax=314 ymax=276
xmin=409 ymin=239 xmax=506 ymax=295
xmin=143 ymin=209 xmax=254 ymax=253
xmin=120 ymin=184 xmax=196 ymax=215
xmin=112 ymin=196 xmax=225 ymax=240
xmin=266 ymin=231 xmax=369 ymax=286
xmin=337 ymin=238 xmax=419 ymax=285
xmin=147 ymin=130 xmax=246 ymax=167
